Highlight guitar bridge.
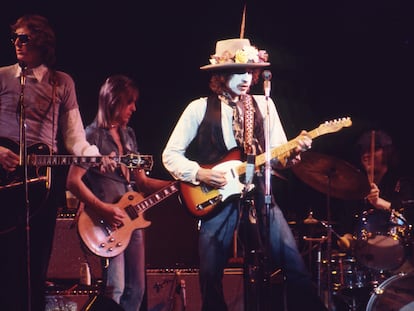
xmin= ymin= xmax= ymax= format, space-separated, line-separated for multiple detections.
xmin=196 ymin=194 xmax=223 ymax=210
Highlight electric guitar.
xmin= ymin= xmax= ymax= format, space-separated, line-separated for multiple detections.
xmin=0 ymin=137 xmax=153 ymax=190
xmin=179 ymin=117 xmax=352 ymax=218
xmin=77 ymin=182 xmax=179 ymax=257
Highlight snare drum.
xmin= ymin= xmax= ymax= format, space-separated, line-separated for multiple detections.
xmin=354 ymin=209 xmax=406 ymax=271
xmin=366 ymin=273 xmax=414 ymax=311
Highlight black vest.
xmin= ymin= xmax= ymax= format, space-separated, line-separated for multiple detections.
xmin=185 ymin=95 xmax=265 ymax=165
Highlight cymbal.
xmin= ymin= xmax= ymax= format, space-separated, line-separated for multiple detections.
xmin=303 ymin=219 xmax=337 ymax=226
xmin=292 ymin=151 xmax=370 ymax=200
xmin=303 ymin=213 xmax=319 ymax=224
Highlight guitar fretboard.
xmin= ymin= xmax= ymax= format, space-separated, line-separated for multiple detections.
xmin=125 ymin=183 xmax=179 ymax=220
xmin=236 ymin=117 xmax=352 ymax=176
xmin=28 ymin=155 xmax=103 ymax=166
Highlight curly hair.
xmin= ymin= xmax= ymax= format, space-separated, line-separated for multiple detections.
xmin=208 ymin=68 xmax=261 ymax=94
xmin=11 ymin=14 xmax=56 ymax=68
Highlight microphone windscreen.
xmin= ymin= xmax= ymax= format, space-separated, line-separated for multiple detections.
xmin=262 ymin=70 xmax=272 ymax=81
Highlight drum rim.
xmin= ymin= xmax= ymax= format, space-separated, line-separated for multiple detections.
xmin=365 ymin=272 xmax=411 ymax=310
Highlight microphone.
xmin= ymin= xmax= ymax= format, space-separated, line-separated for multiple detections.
xmin=19 ymin=62 xmax=27 ymax=86
xmin=262 ymin=70 xmax=272 ymax=98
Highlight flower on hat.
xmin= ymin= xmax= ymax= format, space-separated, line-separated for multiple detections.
xmin=209 ymin=45 xmax=269 ymax=66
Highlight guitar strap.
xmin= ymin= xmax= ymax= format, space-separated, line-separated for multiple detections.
xmin=241 ymin=94 xmax=255 ymax=155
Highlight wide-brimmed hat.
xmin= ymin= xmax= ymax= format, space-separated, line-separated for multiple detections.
xmin=200 ymin=38 xmax=270 ymax=70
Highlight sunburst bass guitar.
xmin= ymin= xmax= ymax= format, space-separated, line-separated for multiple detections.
xmin=78 ymin=182 xmax=179 ymax=258
xmin=179 ymin=117 xmax=352 ymax=219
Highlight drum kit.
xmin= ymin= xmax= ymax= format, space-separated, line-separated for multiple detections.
xmin=292 ymin=152 xmax=414 ymax=311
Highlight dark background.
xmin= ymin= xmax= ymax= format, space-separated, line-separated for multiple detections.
xmin=1 ymin=0 xmax=413 ymax=268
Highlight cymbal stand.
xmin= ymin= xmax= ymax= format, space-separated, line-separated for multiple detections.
xmin=302 ymin=236 xmax=327 ymax=297
xmin=323 ymin=172 xmax=334 ymax=311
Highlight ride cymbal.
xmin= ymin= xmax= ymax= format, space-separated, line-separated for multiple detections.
xmin=292 ymin=151 xmax=370 ymax=200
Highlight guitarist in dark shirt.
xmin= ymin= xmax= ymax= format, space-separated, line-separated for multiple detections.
xmin=66 ymin=75 xmax=172 ymax=311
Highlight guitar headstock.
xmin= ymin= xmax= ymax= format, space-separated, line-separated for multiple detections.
xmin=120 ymin=154 xmax=154 ymax=171
xmin=318 ymin=117 xmax=352 ymax=134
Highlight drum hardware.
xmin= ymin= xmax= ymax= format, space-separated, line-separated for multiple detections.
xmin=292 ymin=152 xmax=372 ymax=311
xmin=303 ymin=235 xmax=328 ymax=297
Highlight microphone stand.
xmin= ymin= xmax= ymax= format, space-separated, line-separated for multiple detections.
xmin=261 ymin=71 xmax=274 ymax=311
xmin=18 ymin=64 xmax=32 ymax=311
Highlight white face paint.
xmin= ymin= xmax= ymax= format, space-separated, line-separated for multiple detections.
xmin=227 ymin=72 xmax=253 ymax=96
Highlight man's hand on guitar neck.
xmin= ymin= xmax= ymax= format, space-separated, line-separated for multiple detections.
xmin=276 ymin=130 xmax=312 ymax=168
xmin=98 ymin=151 xmax=118 ymax=173
xmin=196 ymin=167 xmax=227 ymax=188
xmin=0 ymin=146 xmax=19 ymax=172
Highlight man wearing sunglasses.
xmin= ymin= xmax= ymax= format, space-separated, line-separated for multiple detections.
xmin=0 ymin=14 xmax=103 ymax=311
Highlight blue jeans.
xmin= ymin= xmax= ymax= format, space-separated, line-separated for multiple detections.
xmin=105 ymin=229 xmax=146 ymax=311
xmin=198 ymin=184 xmax=326 ymax=311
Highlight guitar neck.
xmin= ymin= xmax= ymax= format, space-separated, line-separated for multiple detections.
xmin=256 ymin=127 xmax=322 ymax=168
xmin=236 ymin=118 xmax=352 ymax=176
xmin=124 ymin=182 xmax=179 ymax=219
xmin=28 ymin=154 xmax=104 ymax=166
xmin=27 ymin=153 xmax=153 ymax=170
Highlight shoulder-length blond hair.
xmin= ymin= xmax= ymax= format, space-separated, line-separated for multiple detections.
xmin=95 ymin=75 xmax=139 ymax=129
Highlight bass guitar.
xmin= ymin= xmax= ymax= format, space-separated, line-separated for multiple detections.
xmin=77 ymin=182 xmax=179 ymax=258
xmin=179 ymin=117 xmax=352 ymax=218
xmin=0 ymin=137 xmax=153 ymax=190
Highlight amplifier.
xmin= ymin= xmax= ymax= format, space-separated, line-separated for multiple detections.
xmin=45 ymin=285 xmax=124 ymax=311
xmin=146 ymin=268 xmax=244 ymax=311
xmin=47 ymin=216 xmax=103 ymax=280
xmin=45 ymin=284 xmax=99 ymax=311
xmin=45 ymin=294 xmax=92 ymax=311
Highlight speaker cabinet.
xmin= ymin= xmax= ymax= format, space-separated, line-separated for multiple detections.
xmin=45 ymin=292 xmax=125 ymax=311
xmin=146 ymin=268 xmax=244 ymax=311
xmin=45 ymin=293 xmax=93 ymax=311
xmin=47 ymin=216 xmax=103 ymax=280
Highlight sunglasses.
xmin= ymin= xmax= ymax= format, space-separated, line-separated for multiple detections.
xmin=11 ymin=33 xmax=31 ymax=45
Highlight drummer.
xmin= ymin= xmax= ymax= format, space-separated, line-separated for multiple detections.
xmin=340 ymin=130 xmax=414 ymax=264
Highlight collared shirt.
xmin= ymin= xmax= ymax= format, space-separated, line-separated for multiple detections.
xmin=162 ymin=94 xmax=288 ymax=184
xmin=0 ymin=63 xmax=98 ymax=156
xmin=14 ymin=63 xmax=48 ymax=82
xmin=82 ymin=124 xmax=138 ymax=203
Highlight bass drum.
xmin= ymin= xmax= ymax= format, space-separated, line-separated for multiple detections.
xmin=365 ymin=273 xmax=414 ymax=311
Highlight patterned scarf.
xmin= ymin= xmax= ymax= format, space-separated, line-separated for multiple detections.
xmin=225 ymin=94 xmax=260 ymax=156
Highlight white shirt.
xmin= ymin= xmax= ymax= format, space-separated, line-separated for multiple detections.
xmin=162 ymin=95 xmax=288 ymax=184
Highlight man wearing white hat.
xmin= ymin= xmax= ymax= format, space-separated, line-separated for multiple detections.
xmin=163 ymin=38 xmax=327 ymax=311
